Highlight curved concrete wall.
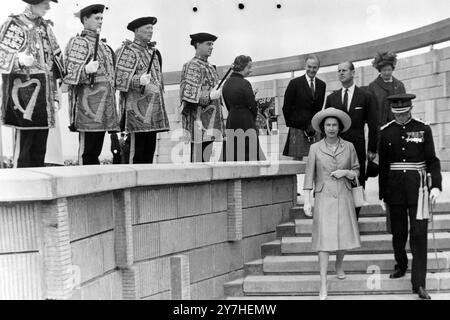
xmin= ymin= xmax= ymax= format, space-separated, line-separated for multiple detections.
xmin=163 ymin=18 xmax=450 ymax=84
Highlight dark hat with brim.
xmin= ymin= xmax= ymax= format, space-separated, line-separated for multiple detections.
xmin=23 ymin=0 xmax=58 ymax=4
xmin=387 ymin=93 xmax=416 ymax=114
xmin=311 ymin=107 xmax=352 ymax=134
xmin=75 ymin=4 xmax=106 ymax=23
xmin=127 ymin=17 xmax=157 ymax=31
xmin=190 ymin=32 xmax=217 ymax=46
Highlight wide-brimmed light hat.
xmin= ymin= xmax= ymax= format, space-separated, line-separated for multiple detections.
xmin=311 ymin=108 xmax=352 ymax=133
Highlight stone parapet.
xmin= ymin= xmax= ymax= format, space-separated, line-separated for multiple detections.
xmin=0 ymin=161 xmax=302 ymax=300
xmin=0 ymin=161 xmax=301 ymax=202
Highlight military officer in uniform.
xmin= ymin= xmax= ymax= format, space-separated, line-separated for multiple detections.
xmin=180 ymin=33 xmax=224 ymax=162
xmin=0 ymin=0 xmax=64 ymax=168
xmin=115 ymin=16 xmax=170 ymax=164
xmin=64 ymin=4 xmax=119 ymax=165
xmin=379 ymin=93 xmax=442 ymax=300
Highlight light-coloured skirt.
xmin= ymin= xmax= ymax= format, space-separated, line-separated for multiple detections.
xmin=311 ymin=187 xmax=361 ymax=252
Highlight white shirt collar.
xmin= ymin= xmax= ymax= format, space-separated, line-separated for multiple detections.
xmin=342 ymin=83 xmax=355 ymax=94
xmin=341 ymin=83 xmax=356 ymax=110
xmin=305 ymin=73 xmax=315 ymax=84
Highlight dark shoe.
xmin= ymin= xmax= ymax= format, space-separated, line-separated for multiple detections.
xmin=389 ymin=269 xmax=406 ymax=279
xmin=414 ymin=287 xmax=431 ymax=300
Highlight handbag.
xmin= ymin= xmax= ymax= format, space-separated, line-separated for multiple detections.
xmin=352 ymin=178 xmax=365 ymax=208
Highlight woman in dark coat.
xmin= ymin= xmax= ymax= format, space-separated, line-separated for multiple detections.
xmin=221 ymin=55 xmax=264 ymax=161
xmin=368 ymin=52 xmax=406 ymax=233
xmin=368 ymin=51 xmax=406 ymax=127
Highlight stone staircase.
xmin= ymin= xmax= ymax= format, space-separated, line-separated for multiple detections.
xmin=224 ymin=203 xmax=450 ymax=300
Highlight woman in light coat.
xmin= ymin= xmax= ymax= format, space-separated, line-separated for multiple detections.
xmin=303 ymin=108 xmax=361 ymax=300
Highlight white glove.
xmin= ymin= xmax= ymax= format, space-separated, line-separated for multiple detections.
xmin=18 ymin=52 xmax=35 ymax=67
xmin=85 ymin=60 xmax=99 ymax=74
xmin=140 ymin=73 xmax=152 ymax=86
xmin=430 ymin=188 xmax=441 ymax=205
xmin=380 ymin=201 xmax=387 ymax=212
xmin=209 ymin=86 xmax=222 ymax=100
xmin=54 ymin=100 xmax=61 ymax=112
xmin=303 ymin=202 xmax=313 ymax=218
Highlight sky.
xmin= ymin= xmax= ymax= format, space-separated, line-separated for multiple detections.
xmin=1 ymin=0 xmax=450 ymax=159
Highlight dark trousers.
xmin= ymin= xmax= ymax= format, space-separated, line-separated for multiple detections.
xmin=79 ymin=132 xmax=105 ymax=165
xmin=390 ymin=204 xmax=428 ymax=290
xmin=131 ymin=132 xmax=157 ymax=164
xmin=191 ymin=142 xmax=213 ymax=163
xmin=14 ymin=129 xmax=49 ymax=168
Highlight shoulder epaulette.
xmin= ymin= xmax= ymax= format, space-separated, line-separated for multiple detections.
xmin=413 ymin=118 xmax=429 ymax=126
xmin=381 ymin=120 xmax=395 ymax=131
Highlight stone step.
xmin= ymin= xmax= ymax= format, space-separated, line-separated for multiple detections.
xmin=276 ymin=222 xmax=296 ymax=237
xmin=244 ymin=259 xmax=264 ymax=276
xmin=290 ymin=205 xmax=385 ymax=220
xmin=290 ymin=202 xmax=450 ymax=220
xmin=281 ymin=232 xmax=450 ymax=255
xmin=261 ymin=240 xmax=282 ymax=258
xmin=228 ymin=292 xmax=450 ymax=300
xmin=242 ymin=272 xmax=450 ymax=295
xmin=223 ymin=278 xmax=244 ymax=297
xmin=295 ymin=214 xmax=450 ymax=235
xmin=262 ymin=252 xmax=450 ymax=275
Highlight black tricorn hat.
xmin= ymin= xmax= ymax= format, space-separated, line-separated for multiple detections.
xmin=189 ymin=32 xmax=217 ymax=46
xmin=23 ymin=0 xmax=58 ymax=4
xmin=127 ymin=17 xmax=157 ymax=31
xmin=75 ymin=4 xmax=106 ymax=23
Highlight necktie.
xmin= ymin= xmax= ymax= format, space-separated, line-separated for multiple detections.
xmin=310 ymin=79 xmax=315 ymax=97
xmin=343 ymin=89 xmax=349 ymax=111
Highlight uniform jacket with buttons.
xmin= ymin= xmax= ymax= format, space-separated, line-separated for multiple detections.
xmin=378 ymin=118 xmax=442 ymax=205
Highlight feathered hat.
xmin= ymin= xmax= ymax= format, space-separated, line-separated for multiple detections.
xmin=372 ymin=51 xmax=398 ymax=72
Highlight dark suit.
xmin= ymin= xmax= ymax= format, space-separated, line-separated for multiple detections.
xmin=283 ymin=75 xmax=326 ymax=158
xmin=325 ymin=86 xmax=379 ymax=187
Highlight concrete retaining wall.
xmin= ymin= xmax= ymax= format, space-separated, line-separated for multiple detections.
xmin=0 ymin=161 xmax=302 ymax=300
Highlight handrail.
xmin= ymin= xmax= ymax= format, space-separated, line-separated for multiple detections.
xmin=163 ymin=18 xmax=450 ymax=85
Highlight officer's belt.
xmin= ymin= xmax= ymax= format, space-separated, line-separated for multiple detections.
xmin=390 ymin=161 xmax=430 ymax=220
xmin=390 ymin=161 xmax=426 ymax=171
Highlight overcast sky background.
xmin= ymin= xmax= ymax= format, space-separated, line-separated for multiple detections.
xmin=1 ymin=0 xmax=450 ymax=159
